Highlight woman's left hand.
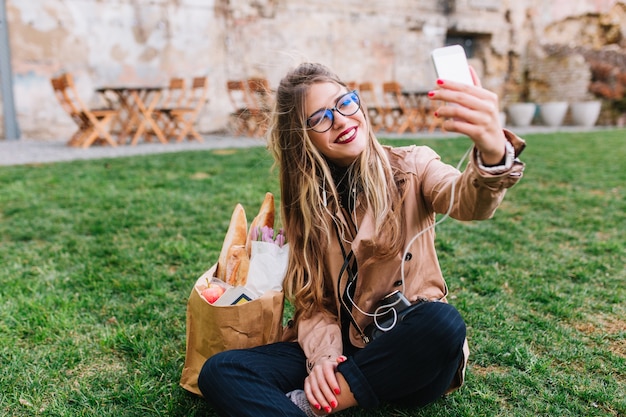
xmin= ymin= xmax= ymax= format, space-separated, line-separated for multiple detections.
xmin=303 ymin=356 xmax=345 ymax=414
xmin=428 ymin=67 xmax=507 ymax=165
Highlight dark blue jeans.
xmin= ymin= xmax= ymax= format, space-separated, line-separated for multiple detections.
xmin=198 ymin=301 xmax=466 ymax=417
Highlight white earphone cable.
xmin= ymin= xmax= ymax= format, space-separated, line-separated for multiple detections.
xmin=344 ymin=144 xmax=474 ymax=328
xmin=399 ymin=145 xmax=473 ymax=295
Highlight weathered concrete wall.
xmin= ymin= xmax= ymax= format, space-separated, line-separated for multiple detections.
xmin=525 ymin=1 xmax=626 ymax=105
xmin=496 ymin=0 xmax=626 ymax=104
xmin=5 ymin=0 xmax=227 ymax=139
xmin=1 ymin=0 xmax=624 ymax=139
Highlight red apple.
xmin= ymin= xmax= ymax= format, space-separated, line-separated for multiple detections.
xmin=201 ymin=284 xmax=225 ymax=304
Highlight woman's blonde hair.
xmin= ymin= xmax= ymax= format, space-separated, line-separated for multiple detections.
xmin=267 ymin=62 xmax=406 ymax=325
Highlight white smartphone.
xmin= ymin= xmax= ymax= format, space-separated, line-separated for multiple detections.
xmin=431 ymin=44 xmax=473 ymax=85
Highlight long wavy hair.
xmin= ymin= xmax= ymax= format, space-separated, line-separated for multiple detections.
xmin=267 ymin=62 xmax=406 ymax=325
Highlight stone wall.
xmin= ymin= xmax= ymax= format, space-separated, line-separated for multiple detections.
xmin=1 ymin=0 xmax=624 ymax=139
xmin=524 ymin=1 xmax=626 ymax=123
xmin=526 ymin=52 xmax=593 ymax=104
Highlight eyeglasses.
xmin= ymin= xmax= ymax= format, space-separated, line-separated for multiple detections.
xmin=306 ymin=90 xmax=361 ymax=133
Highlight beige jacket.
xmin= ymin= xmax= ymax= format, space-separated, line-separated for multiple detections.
xmin=295 ymin=131 xmax=526 ymax=392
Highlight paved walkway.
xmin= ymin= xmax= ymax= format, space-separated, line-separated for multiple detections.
xmin=0 ymin=126 xmax=615 ymax=166
xmin=0 ymin=134 xmax=268 ymax=166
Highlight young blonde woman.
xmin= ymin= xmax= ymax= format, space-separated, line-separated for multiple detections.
xmin=198 ymin=62 xmax=525 ymax=416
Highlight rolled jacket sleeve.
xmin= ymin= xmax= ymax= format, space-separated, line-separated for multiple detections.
xmin=473 ymin=129 xmax=526 ymax=182
xmin=297 ymin=311 xmax=343 ymax=373
xmin=420 ymin=130 xmax=525 ymax=221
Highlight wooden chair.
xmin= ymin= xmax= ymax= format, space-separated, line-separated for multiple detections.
xmin=155 ymin=76 xmax=208 ymax=142
xmin=163 ymin=78 xmax=187 ymax=107
xmin=50 ymin=73 xmax=118 ymax=148
xmin=246 ymin=77 xmax=273 ymax=137
xmin=357 ymin=82 xmax=384 ymax=133
xmin=226 ymin=80 xmax=254 ymax=136
xmin=154 ymin=78 xmax=186 ymax=138
xmin=381 ymin=81 xmax=418 ymax=134
xmin=410 ymin=92 xmax=431 ymax=132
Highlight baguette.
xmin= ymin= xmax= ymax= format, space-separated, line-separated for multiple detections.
xmin=246 ymin=192 xmax=275 ymax=256
xmin=224 ymin=244 xmax=250 ymax=287
xmin=216 ymin=204 xmax=248 ymax=282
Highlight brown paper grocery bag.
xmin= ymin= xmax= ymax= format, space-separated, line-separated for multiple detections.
xmin=180 ymin=264 xmax=284 ymax=396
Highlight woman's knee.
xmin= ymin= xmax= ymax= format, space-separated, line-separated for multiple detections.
xmin=197 ymin=350 xmax=238 ymax=397
xmin=404 ymin=302 xmax=466 ymax=349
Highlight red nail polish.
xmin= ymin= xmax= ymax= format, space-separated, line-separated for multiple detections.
xmin=331 ymin=401 xmax=337 ymax=408
xmin=324 ymin=406 xmax=332 ymax=413
xmin=437 ymin=79 xmax=444 ymax=85
xmin=334 ymin=388 xmax=341 ymax=395
xmin=428 ymin=91 xmax=435 ymax=97
xmin=314 ymin=404 xmax=321 ymax=410
xmin=434 ymin=111 xmax=439 ymax=117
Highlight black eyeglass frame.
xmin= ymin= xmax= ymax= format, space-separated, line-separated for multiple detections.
xmin=306 ymin=90 xmax=361 ymax=133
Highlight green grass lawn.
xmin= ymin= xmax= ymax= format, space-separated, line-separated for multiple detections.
xmin=1 ymin=129 xmax=624 ymax=417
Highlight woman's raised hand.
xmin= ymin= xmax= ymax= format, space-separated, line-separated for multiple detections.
xmin=428 ymin=67 xmax=507 ymax=165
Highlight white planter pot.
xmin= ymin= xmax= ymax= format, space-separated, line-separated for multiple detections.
xmin=570 ymin=100 xmax=601 ymax=127
xmin=507 ymin=103 xmax=536 ymax=127
xmin=539 ymin=102 xmax=569 ymax=127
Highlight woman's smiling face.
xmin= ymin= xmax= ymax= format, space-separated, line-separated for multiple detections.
xmin=305 ymin=82 xmax=369 ymax=166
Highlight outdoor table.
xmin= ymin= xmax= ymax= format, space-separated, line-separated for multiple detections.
xmin=401 ymin=89 xmax=435 ymax=132
xmin=96 ymin=85 xmax=168 ymax=145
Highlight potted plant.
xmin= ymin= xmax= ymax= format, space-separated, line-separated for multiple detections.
xmin=570 ymin=100 xmax=602 ymax=127
xmin=507 ymin=102 xmax=536 ymax=127
xmin=539 ymin=101 xmax=569 ymax=127
xmin=504 ymin=69 xmax=536 ymax=127
xmin=588 ymin=60 xmax=626 ymax=126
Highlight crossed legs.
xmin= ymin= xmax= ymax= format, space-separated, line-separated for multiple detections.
xmin=198 ymin=302 xmax=466 ymax=416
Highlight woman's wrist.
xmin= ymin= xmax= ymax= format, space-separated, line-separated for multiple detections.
xmin=476 ymin=140 xmax=515 ymax=174
xmin=478 ymin=140 xmax=507 ymax=166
